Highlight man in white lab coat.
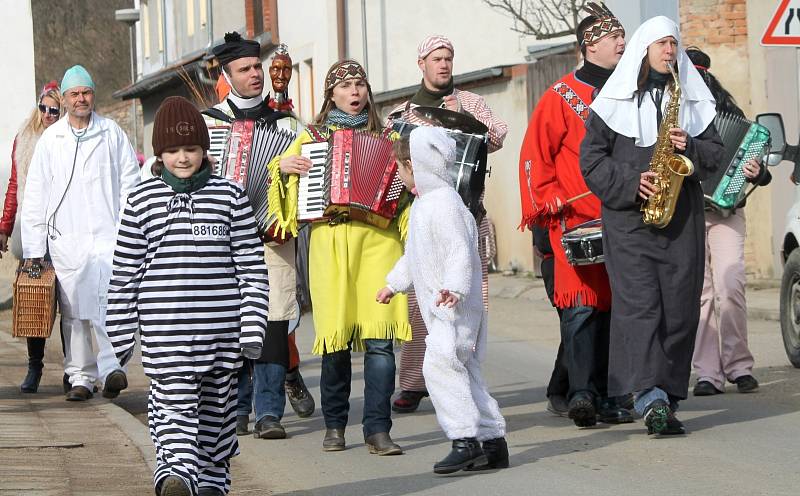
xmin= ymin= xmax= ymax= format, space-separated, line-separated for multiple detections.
xmin=22 ymin=65 xmax=140 ymax=401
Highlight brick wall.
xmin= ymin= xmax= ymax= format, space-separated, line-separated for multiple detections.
xmin=680 ymin=0 xmax=748 ymax=47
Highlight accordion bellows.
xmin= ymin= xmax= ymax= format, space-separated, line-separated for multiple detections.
xmin=13 ymin=261 xmax=57 ymax=338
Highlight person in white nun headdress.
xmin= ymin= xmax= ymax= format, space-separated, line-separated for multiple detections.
xmin=377 ymin=127 xmax=507 ymax=474
xmin=579 ymin=16 xmax=724 ymax=436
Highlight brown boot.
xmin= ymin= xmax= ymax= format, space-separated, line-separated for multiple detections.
xmin=365 ymin=432 xmax=403 ymax=455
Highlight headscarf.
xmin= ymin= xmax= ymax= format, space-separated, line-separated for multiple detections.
xmin=324 ymin=59 xmax=368 ymax=91
xmin=590 ymin=16 xmax=716 ymax=147
xmin=417 ymin=35 xmax=454 ymax=59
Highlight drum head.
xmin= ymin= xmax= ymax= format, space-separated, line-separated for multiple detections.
xmin=411 ymin=106 xmax=489 ymax=135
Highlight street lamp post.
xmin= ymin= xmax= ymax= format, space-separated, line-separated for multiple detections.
xmin=115 ymin=8 xmax=140 ymax=152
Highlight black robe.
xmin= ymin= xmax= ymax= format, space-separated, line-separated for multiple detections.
xmin=579 ymin=111 xmax=723 ymax=400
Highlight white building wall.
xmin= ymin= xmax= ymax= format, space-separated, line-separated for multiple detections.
xmin=0 ymin=0 xmax=36 ymax=189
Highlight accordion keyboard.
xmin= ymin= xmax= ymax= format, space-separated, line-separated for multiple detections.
xmin=299 ymin=142 xmax=330 ymax=221
xmin=208 ymin=126 xmax=231 ymax=176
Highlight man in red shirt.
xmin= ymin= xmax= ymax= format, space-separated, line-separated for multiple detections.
xmin=519 ymin=2 xmax=631 ymax=427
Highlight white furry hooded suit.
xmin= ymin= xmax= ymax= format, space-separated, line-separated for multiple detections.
xmin=386 ymin=126 xmax=506 ymax=441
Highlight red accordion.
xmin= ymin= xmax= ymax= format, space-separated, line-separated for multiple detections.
xmin=299 ymin=128 xmax=404 ymax=229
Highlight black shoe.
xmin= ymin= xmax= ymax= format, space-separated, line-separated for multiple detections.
xmin=20 ymin=366 xmax=43 ymax=393
xmin=465 ymin=437 xmax=509 ymax=471
xmin=285 ymin=370 xmax=315 ymax=418
xmin=734 ymin=375 xmax=759 ymax=393
xmin=693 ymin=380 xmax=724 ymax=396
xmin=365 ymin=432 xmax=403 ymax=455
xmin=644 ymin=399 xmax=673 ymax=435
xmin=568 ymin=392 xmax=597 ymax=427
xmin=433 ymin=438 xmax=488 ymax=474
xmin=254 ymin=415 xmax=287 ymax=439
xmin=619 ymin=394 xmax=635 ymax=411
xmin=63 ymin=373 xmax=71 ymax=394
xmin=661 ymin=412 xmax=686 ymax=436
xmin=596 ymin=405 xmax=634 ymax=424
xmin=236 ymin=415 xmax=249 ymax=435
xmin=323 ymin=428 xmax=345 ymax=451
xmin=102 ymin=369 xmax=128 ymax=399
xmin=546 ymin=395 xmax=569 ymax=417
xmin=65 ymin=385 xmax=93 ymax=402
xmin=392 ymin=390 xmax=428 ymax=413
xmin=159 ymin=475 xmax=191 ymax=496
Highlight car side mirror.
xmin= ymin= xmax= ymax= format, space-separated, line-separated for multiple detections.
xmin=757 ymin=113 xmax=786 ymax=166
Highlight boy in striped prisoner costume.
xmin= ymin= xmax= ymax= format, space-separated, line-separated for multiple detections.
xmin=107 ymin=96 xmax=269 ymax=496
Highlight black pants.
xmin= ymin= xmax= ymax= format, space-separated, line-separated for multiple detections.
xmin=560 ymin=306 xmax=610 ymax=399
xmin=541 ymin=255 xmax=569 ymax=398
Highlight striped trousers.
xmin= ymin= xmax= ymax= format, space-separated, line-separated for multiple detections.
xmin=399 ymin=215 xmax=493 ymax=392
xmin=149 ymin=370 xmax=239 ymax=495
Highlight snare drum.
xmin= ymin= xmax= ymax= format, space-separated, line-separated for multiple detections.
xmin=561 ymin=219 xmax=604 ymax=265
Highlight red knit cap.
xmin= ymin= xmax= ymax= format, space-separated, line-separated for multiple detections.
xmin=152 ymin=96 xmax=210 ymax=156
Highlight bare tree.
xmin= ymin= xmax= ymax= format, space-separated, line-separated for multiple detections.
xmin=484 ymin=0 xmax=588 ymax=40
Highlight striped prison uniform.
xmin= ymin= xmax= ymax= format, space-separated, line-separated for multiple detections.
xmin=387 ymin=91 xmax=507 ymax=392
xmin=106 ymin=176 xmax=269 ymax=494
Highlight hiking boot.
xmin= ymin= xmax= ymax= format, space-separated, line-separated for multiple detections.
xmin=285 ymin=369 xmax=315 ymax=418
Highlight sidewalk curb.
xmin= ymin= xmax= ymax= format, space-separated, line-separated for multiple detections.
xmin=97 ymin=402 xmax=156 ymax=472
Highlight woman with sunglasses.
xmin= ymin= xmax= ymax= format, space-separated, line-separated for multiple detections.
xmin=1 ymin=80 xmax=62 ymax=393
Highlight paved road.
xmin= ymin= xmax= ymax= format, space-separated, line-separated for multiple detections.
xmin=100 ymin=275 xmax=800 ymax=495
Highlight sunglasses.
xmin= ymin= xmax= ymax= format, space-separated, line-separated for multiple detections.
xmin=38 ymin=104 xmax=60 ymax=117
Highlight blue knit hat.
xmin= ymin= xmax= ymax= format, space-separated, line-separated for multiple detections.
xmin=61 ymin=65 xmax=95 ymax=93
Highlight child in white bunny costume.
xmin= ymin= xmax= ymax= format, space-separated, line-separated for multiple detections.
xmin=377 ymin=126 xmax=507 ymax=474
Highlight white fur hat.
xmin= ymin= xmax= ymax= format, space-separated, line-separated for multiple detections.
xmin=409 ymin=126 xmax=456 ymax=182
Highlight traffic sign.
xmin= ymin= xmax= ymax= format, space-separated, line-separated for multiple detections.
xmin=763 ymin=0 xmax=800 ymax=45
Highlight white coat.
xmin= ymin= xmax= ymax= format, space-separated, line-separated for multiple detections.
xmin=21 ymin=113 xmax=140 ymax=320
xmin=386 ymin=126 xmax=505 ymax=441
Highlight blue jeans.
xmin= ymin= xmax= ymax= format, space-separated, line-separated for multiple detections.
xmin=320 ymin=339 xmax=395 ymax=438
xmin=237 ymin=361 xmax=287 ymax=421
xmin=560 ymin=305 xmax=610 ymax=400
xmin=634 ymin=387 xmax=679 ymax=416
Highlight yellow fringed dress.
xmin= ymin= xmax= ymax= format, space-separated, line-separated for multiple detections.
xmin=267 ymin=125 xmax=411 ymax=355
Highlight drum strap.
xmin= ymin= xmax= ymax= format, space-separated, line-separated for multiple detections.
xmin=553 ymin=82 xmax=590 ymax=122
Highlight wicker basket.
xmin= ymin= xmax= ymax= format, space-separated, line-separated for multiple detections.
xmin=12 ymin=260 xmax=57 ymax=338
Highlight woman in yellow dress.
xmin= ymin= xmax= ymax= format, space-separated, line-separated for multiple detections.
xmin=268 ymin=59 xmax=410 ymax=455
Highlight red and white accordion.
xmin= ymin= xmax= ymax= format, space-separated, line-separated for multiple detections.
xmin=299 ymin=128 xmax=404 ymax=229
xmin=213 ymin=119 xmax=297 ymax=241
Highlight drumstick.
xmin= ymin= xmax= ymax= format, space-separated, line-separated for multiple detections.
xmin=566 ymin=191 xmax=592 ymax=204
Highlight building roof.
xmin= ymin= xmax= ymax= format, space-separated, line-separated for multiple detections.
xmin=373 ymin=66 xmax=512 ymax=106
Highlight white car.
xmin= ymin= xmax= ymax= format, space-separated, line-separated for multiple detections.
xmin=758 ymin=113 xmax=800 ymax=367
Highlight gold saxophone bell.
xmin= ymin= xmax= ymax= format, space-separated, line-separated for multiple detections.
xmin=640 ymin=61 xmax=695 ymax=228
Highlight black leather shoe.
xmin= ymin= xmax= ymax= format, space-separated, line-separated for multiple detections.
xmin=568 ymin=392 xmax=597 ymax=427
xmin=20 ymin=366 xmax=43 ymax=393
xmin=323 ymin=428 xmax=345 ymax=451
xmin=596 ymin=398 xmax=634 ymax=424
xmin=236 ymin=415 xmax=249 ymax=435
xmin=365 ymin=432 xmax=403 ymax=455
xmin=102 ymin=369 xmax=128 ymax=399
xmin=434 ymin=438 xmax=488 ymax=474
xmin=159 ymin=475 xmax=191 ymax=496
xmin=65 ymin=385 xmax=93 ymax=402
xmin=693 ymin=380 xmax=723 ymax=396
xmin=392 ymin=390 xmax=428 ymax=413
xmin=254 ymin=415 xmax=287 ymax=439
xmin=734 ymin=375 xmax=759 ymax=393
xmin=285 ymin=369 xmax=315 ymax=418
xmin=644 ymin=399 xmax=671 ymax=435
xmin=546 ymin=395 xmax=569 ymax=417
xmin=465 ymin=437 xmax=509 ymax=471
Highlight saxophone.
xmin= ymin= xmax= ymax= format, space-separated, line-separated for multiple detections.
xmin=640 ymin=62 xmax=694 ymax=228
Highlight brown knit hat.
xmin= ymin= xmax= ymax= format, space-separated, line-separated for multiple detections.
xmin=152 ymin=96 xmax=210 ymax=156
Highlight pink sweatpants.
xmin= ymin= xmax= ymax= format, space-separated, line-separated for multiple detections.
xmin=692 ymin=211 xmax=754 ymax=389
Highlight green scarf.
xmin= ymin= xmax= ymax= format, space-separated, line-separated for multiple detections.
xmin=161 ymin=163 xmax=212 ymax=193
xmin=410 ymin=78 xmax=455 ymax=107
